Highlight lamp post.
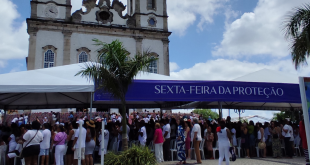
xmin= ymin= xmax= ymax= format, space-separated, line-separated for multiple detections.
xmin=234 ymin=109 xmax=245 ymax=121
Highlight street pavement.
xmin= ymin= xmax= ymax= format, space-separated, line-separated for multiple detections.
xmin=159 ymin=157 xmax=306 ymax=165
xmin=95 ymin=157 xmax=307 ymax=165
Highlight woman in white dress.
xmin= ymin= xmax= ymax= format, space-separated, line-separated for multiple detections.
xmin=256 ymin=123 xmax=266 ymax=158
xmin=217 ymin=121 xmax=232 ymax=165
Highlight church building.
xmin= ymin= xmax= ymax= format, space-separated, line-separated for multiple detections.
xmin=26 ymin=0 xmax=171 ymax=75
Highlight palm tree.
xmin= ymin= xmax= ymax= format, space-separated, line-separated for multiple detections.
xmin=76 ymin=39 xmax=157 ymax=151
xmin=284 ymin=4 xmax=310 ymax=69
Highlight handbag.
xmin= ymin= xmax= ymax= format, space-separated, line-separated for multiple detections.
xmin=52 ymin=132 xmax=67 ymax=153
xmin=20 ymin=130 xmax=39 ymax=159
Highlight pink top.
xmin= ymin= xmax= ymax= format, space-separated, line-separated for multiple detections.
xmin=54 ymin=132 xmax=67 ymax=145
xmin=154 ymin=128 xmax=164 ymax=144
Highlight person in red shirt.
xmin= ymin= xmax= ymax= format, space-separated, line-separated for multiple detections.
xmin=153 ymin=123 xmax=164 ymax=163
xmin=299 ymin=116 xmax=309 ymax=163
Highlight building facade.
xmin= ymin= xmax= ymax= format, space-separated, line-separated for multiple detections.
xmin=27 ymin=0 xmax=171 ymax=75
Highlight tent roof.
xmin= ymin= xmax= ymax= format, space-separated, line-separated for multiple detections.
xmin=0 ymin=64 xmax=302 ymax=110
xmin=232 ymin=69 xmax=299 ymax=84
xmin=0 ymin=63 xmax=174 ymax=93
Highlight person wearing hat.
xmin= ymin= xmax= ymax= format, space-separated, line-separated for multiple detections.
xmin=72 ymin=120 xmax=87 ymax=165
xmin=85 ymin=120 xmax=96 ymax=165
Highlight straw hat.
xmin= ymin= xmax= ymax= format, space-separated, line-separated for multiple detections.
xmin=258 ymin=142 xmax=266 ymax=149
xmin=86 ymin=120 xmax=95 ymax=128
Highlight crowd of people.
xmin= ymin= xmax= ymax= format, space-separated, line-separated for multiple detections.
xmin=0 ymin=111 xmax=309 ymax=165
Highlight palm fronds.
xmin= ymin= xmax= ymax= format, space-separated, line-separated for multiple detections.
xmin=284 ymin=4 xmax=310 ymax=69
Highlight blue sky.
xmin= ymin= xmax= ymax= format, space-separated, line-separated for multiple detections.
xmin=1 ymin=0 xmax=309 ymax=122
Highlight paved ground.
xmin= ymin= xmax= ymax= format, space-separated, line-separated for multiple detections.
xmin=95 ymin=157 xmax=307 ymax=165
xmin=159 ymin=157 xmax=306 ymax=165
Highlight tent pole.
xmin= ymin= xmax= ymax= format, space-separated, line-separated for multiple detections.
xmin=78 ymin=120 xmax=83 ymax=165
xmin=3 ymin=109 xmax=7 ymax=126
xmin=218 ymin=101 xmax=222 ymax=119
xmin=89 ymin=92 xmax=93 ymax=119
xmin=160 ymin=108 xmax=163 ymax=121
xmin=101 ymin=121 xmax=105 ymax=165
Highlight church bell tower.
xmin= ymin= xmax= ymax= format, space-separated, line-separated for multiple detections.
xmin=27 ymin=0 xmax=171 ymax=76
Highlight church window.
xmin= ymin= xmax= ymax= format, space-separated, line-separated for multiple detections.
xmin=79 ymin=51 xmax=88 ymax=63
xmin=147 ymin=0 xmax=156 ymax=10
xmin=149 ymin=18 xmax=155 ymax=26
xmin=44 ymin=50 xmax=55 ymax=68
xmin=148 ymin=56 xmax=158 ymax=74
xmin=77 ymin=47 xmax=91 ymax=63
xmin=148 ymin=17 xmax=157 ymax=27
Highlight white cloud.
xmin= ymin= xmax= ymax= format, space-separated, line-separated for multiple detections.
xmin=213 ymin=0 xmax=309 ymax=58
xmin=169 ymin=62 xmax=180 ymax=72
xmin=170 ymin=59 xmax=310 ymax=81
xmin=167 ymin=0 xmax=228 ymax=35
xmin=0 ymin=60 xmax=6 ymax=68
xmin=0 ymin=0 xmax=28 ymax=60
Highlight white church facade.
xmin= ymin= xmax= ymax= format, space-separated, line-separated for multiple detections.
xmin=26 ymin=0 xmax=171 ymax=75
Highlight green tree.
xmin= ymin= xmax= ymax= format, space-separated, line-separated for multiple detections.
xmin=76 ymin=39 xmax=156 ymax=151
xmin=273 ymin=111 xmax=301 ymax=123
xmin=192 ymin=109 xmax=219 ymax=120
xmin=284 ymin=4 xmax=310 ymax=69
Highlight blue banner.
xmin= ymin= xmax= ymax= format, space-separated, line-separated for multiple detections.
xmin=94 ymin=80 xmax=301 ymax=103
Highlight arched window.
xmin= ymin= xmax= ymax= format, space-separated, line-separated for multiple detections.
xmin=44 ymin=50 xmax=55 ymax=68
xmin=147 ymin=0 xmax=156 ymax=10
xmin=79 ymin=51 xmax=88 ymax=63
xmin=148 ymin=56 xmax=158 ymax=73
xmin=77 ymin=47 xmax=91 ymax=63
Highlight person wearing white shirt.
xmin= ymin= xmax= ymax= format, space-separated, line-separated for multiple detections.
xmin=191 ymin=118 xmax=202 ymax=164
xmin=282 ymin=120 xmax=293 ymax=158
xmin=143 ymin=117 xmax=149 ymax=124
xmin=111 ymin=114 xmax=116 ymax=120
xmin=18 ymin=115 xmax=23 ymax=126
xmin=217 ymin=121 xmax=232 ymax=165
xmin=117 ymin=115 xmax=122 ymax=123
xmin=11 ymin=117 xmax=18 ymax=124
xmin=40 ymin=123 xmax=51 ymax=165
xmin=163 ymin=119 xmax=171 ymax=161
xmin=72 ymin=120 xmax=87 ymax=165
xmin=24 ymin=114 xmax=28 ymax=124
xmin=22 ymin=121 xmax=43 ymax=165
xmin=139 ymin=121 xmax=147 ymax=146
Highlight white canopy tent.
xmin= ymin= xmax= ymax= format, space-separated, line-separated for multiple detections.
xmin=233 ymin=68 xmax=299 ymax=84
xmin=0 ymin=65 xmax=302 ymax=111
xmin=0 ymin=63 xmax=176 ymax=110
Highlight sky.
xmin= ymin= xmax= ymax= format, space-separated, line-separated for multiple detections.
xmin=1 ymin=0 xmax=309 ymax=123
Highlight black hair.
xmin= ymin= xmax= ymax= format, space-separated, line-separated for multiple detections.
xmin=32 ymin=120 xmax=41 ymax=130
xmin=185 ymin=121 xmax=191 ymax=129
xmin=43 ymin=123 xmax=50 ymax=130
xmin=25 ymin=124 xmax=32 ymax=130
xmin=170 ymin=118 xmax=177 ymax=125
xmin=257 ymin=123 xmax=263 ymax=128
xmin=249 ymin=120 xmax=254 ymax=126
xmin=11 ymin=123 xmax=21 ymax=137
xmin=179 ymin=119 xmax=185 ymax=129
xmin=72 ymin=120 xmax=78 ymax=129
xmin=58 ymin=125 xmax=65 ymax=132
xmin=220 ymin=121 xmax=226 ymax=129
